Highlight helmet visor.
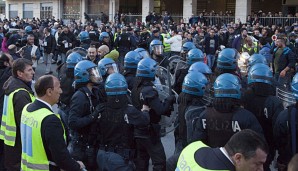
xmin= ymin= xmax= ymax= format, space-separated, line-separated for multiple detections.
xmin=106 ymin=63 xmax=119 ymax=75
xmin=153 ymin=45 xmax=164 ymax=55
xmin=89 ymin=67 xmax=102 ymax=83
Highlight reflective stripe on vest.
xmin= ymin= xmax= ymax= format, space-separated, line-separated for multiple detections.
xmin=162 ymin=33 xmax=171 ymax=52
xmin=21 ymin=104 xmax=66 ymax=171
xmin=242 ymin=42 xmax=258 ymax=54
xmin=176 ymin=141 xmax=230 ymax=171
xmin=0 ymin=88 xmax=35 ymax=146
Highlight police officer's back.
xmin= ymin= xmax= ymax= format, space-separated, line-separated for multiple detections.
xmin=167 ymin=71 xmax=209 ymax=171
xmin=214 ymin=48 xmax=240 ymax=79
xmin=192 ymin=73 xmax=263 ymax=147
xmin=97 ymin=73 xmax=150 ymax=171
xmin=243 ymin=63 xmax=284 ymax=171
xmin=274 ymin=73 xmax=298 ymax=171
xmin=78 ymin=31 xmax=91 ymax=50
xmin=131 ymin=57 xmax=175 ymax=171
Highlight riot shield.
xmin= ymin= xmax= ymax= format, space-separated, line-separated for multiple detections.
xmin=156 ymin=66 xmax=173 ymax=87
xmin=168 ymin=55 xmax=183 ymax=74
xmin=172 ymin=60 xmax=188 ymax=86
xmin=155 ymin=84 xmax=179 ymax=134
xmin=174 ymin=60 xmax=188 ymax=74
xmin=184 ymin=106 xmax=206 ymax=143
xmin=276 ymin=87 xmax=295 ymax=108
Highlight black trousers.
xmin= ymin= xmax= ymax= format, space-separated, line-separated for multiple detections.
xmin=135 ymin=138 xmax=166 ymax=171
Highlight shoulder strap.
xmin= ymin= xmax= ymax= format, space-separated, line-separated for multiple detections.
xmin=79 ymin=87 xmax=94 ymax=113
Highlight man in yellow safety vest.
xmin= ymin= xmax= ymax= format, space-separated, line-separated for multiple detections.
xmin=20 ymin=75 xmax=85 ymax=171
xmin=0 ymin=58 xmax=35 ymax=171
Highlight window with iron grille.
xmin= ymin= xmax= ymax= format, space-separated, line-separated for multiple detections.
xmin=9 ymin=4 xmax=18 ymax=19
xmin=41 ymin=3 xmax=53 ymax=19
xmin=63 ymin=0 xmax=80 ymax=20
xmin=23 ymin=3 xmax=33 ymax=19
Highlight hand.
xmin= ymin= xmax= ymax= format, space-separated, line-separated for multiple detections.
xmin=69 ymin=43 xmax=72 ymax=47
xmin=166 ymin=95 xmax=176 ymax=105
xmin=280 ymin=70 xmax=287 ymax=77
xmin=76 ymin=161 xmax=85 ymax=169
xmin=91 ymin=103 xmax=105 ymax=119
xmin=141 ymin=105 xmax=150 ymax=111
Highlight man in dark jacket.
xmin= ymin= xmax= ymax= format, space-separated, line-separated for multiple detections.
xmin=204 ymin=28 xmax=219 ymax=69
xmin=272 ymin=35 xmax=296 ymax=89
xmin=58 ymin=26 xmax=77 ymax=64
xmin=0 ymin=58 xmax=35 ymax=171
xmin=43 ymin=27 xmax=56 ymax=74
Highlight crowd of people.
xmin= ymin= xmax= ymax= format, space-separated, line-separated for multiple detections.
xmin=0 ymin=9 xmax=297 ymax=171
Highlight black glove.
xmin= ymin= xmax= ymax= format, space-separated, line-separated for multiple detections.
xmin=90 ymin=103 xmax=105 ymax=120
xmin=166 ymin=95 xmax=176 ymax=105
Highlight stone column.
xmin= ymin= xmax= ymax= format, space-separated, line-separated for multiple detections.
xmin=183 ymin=0 xmax=197 ymax=23
xmin=81 ymin=0 xmax=87 ymax=23
xmin=235 ymin=0 xmax=251 ymax=23
xmin=142 ymin=0 xmax=154 ymax=23
xmin=109 ymin=0 xmax=119 ymax=22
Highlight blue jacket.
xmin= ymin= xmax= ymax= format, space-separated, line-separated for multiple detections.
xmin=259 ymin=43 xmax=272 ymax=63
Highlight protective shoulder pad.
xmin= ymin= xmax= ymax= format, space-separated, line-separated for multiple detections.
xmin=141 ymin=86 xmax=158 ymax=99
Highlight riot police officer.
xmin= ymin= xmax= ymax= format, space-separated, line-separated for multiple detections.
xmin=99 ymin=32 xmax=112 ymax=51
xmin=79 ymin=31 xmax=91 ymax=50
xmin=150 ymin=40 xmax=168 ymax=67
xmin=57 ymin=52 xmax=83 ymax=130
xmin=167 ymin=71 xmax=210 ymax=171
xmin=191 ymin=73 xmax=263 ymax=147
xmin=247 ymin=53 xmax=268 ymax=70
xmin=172 ymin=48 xmax=204 ymax=94
xmin=68 ymin=60 xmax=104 ymax=170
xmin=97 ymin=57 xmax=119 ymax=82
xmin=131 ymin=57 xmax=175 ymax=171
xmin=97 ymin=57 xmax=119 ymax=102
xmin=123 ymin=51 xmax=142 ymax=91
xmin=180 ymin=42 xmax=196 ymax=60
xmin=134 ymin=47 xmax=150 ymax=59
xmin=97 ymin=73 xmax=150 ymax=171
xmin=243 ymin=63 xmax=284 ymax=171
xmin=215 ymin=48 xmax=240 ymax=78
xmin=274 ymin=72 xmax=298 ymax=171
